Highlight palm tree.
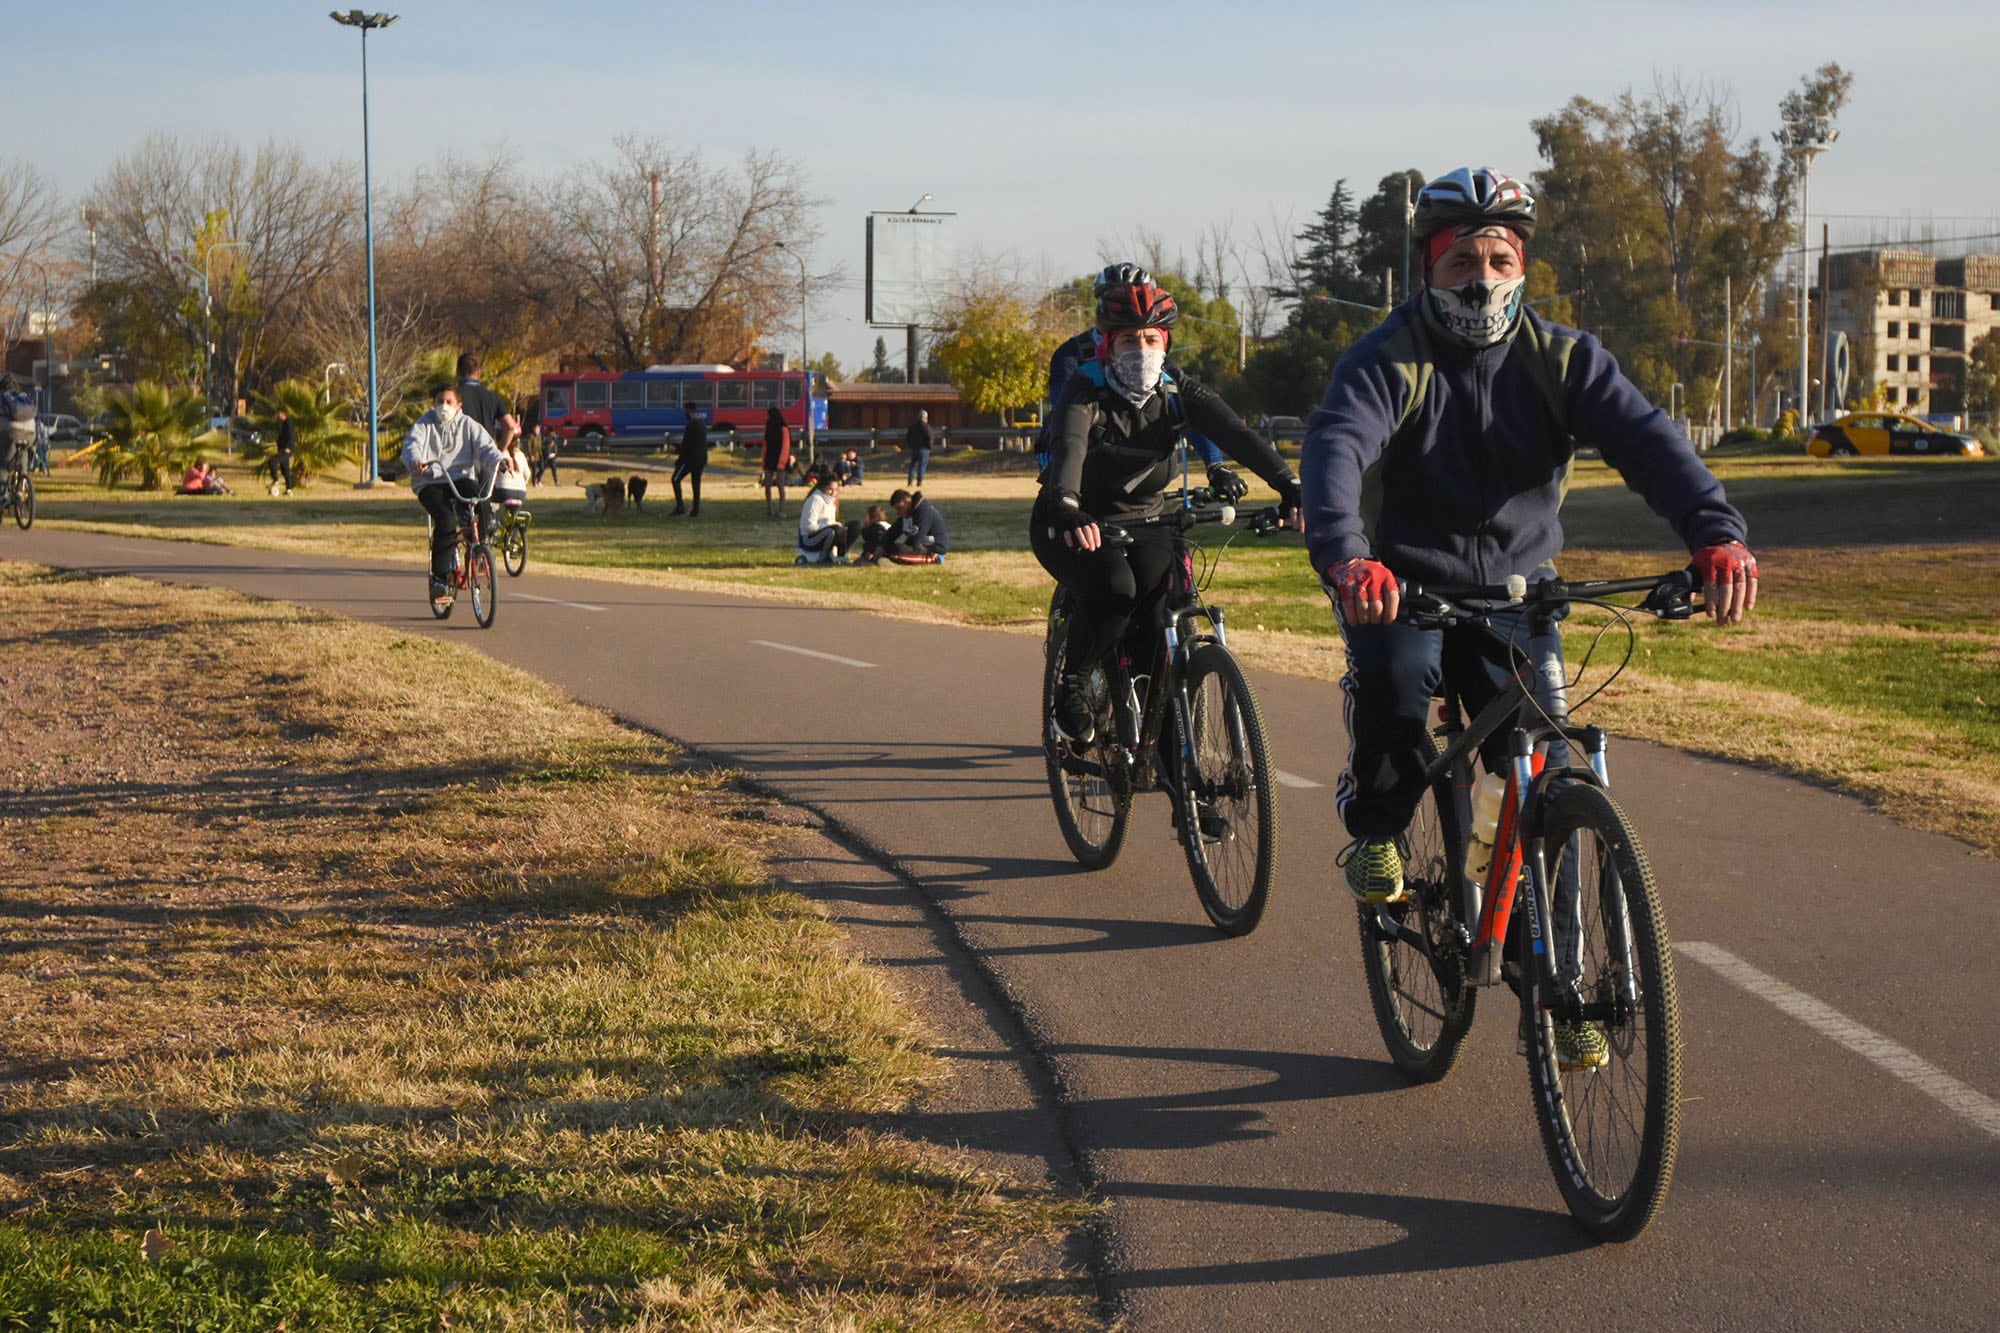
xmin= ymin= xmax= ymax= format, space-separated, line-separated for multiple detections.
xmin=242 ymin=379 xmax=364 ymax=487
xmin=94 ymin=381 xmax=211 ymax=490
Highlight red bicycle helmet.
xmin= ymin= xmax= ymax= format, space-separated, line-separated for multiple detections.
xmin=1095 ymin=281 xmax=1179 ymax=336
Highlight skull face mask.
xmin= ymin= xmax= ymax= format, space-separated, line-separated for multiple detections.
xmin=1426 ymin=275 xmax=1526 ymax=348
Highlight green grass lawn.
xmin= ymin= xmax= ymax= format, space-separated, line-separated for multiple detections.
xmin=20 ymin=441 xmax=2000 ymax=852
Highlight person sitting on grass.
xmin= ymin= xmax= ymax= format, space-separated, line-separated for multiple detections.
xmin=885 ymin=487 xmax=948 ymax=563
xmin=795 ymin=466 xmax=857 ymax=564
xmin=855 ymin=504 xmax=894 ymax=564
xmin=179 ymin=460 xmax=232 ymax=495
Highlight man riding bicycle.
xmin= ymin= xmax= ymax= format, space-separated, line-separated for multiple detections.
xmin=402 ymin=383 xmax=503 ymax=602
xmin=1300 ymin=167 xmax=1758 ymax=1064
xmin=1034 ymin=277 xmax=1304 ymax=746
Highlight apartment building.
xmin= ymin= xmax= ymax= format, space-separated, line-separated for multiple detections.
xmin=1825 ymin=248 xmax=2000 ymax=416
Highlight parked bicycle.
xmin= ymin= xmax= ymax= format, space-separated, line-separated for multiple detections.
xmin=426 ymin=472 xmax=498 ymax=627
xmin=3 ymin=445 xmax=34 ymax=530
xmin=1042 ymin=492 xmax=1284 ymax=935
xmin=1347 ymin=567 xmax=1698 ymax=1241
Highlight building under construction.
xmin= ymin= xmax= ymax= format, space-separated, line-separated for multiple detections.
xmin=1824 ymin=248 xmax=2000 ymax=418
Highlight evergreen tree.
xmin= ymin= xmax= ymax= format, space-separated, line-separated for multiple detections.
xmin=859 ymin=335 xmax=905 ymax=383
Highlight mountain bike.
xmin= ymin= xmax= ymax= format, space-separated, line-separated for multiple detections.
xmin=3 ymin=447 xmax=33 ymax=530
xmin=492 ymin=499 xmax=531 ymax=576
xmin=424 ymin=472 xmax=498 ymax=628
xmin=1042 ymin=493 xmax=1284 ymax=936
xmin=1346 ymin=568 xmax=1697 ymax=1241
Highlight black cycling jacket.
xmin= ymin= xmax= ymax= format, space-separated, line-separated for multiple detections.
xmin=1039 ymin=372 xmax=1294 ymax=524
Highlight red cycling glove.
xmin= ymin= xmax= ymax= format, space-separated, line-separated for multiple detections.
xmin=1691 ymin=540 xmax=1759 ymax=623
xmin=1327 ymin=557 xmax=1399 ymax=624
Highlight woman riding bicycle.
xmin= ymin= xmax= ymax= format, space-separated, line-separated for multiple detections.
xmin=1033 ymin=278 xmax=1303 ymax=746
xmin=402 ymin=383 xmax=503 ymax=601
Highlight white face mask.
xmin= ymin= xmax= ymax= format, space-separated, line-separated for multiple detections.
xmin=1426 ymin=275 xmax=1526 ymax=348
xmin=1108 ymin=346 xmax=1167 ymax=402
xmin=436 ymin=402 xmax=461 ymax=424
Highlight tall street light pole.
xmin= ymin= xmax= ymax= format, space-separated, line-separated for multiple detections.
xmin=204 ymin=239 xmax=248 ymax=413
xmin=1776 ymin=114 xmax=1835 ymax=427
xmin=331 ymin=9 xmax=400 ymax=486
xmin=775 ymin=242 xmax=813 ymax=467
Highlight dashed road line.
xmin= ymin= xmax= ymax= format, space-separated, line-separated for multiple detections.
xmin=510 ymin=592 xmax=607 ymax=612
xmin=1678 ymin=941 xmax=2000 ymax=1138
xmin=1274 ymin=769 xmax=1322 ymax=789
xmin=751 ymin=640 xmax=877 ymax=669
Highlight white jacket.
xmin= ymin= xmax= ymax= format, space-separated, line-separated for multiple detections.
xmin=402 ymin=408 xmax=501 ymax=493
xmin=798 ymin=487 xmax=839 ymax=540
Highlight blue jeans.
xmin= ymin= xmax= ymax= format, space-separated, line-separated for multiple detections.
xmin=1334 ymin=609 xmax=1567 ymax=838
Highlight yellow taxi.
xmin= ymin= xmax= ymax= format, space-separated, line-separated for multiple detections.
xmin=1806 ymin=412 xmax=1985 ymax=458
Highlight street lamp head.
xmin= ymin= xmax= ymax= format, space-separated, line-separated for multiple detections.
xmin=331 ymin=10 xmax=399 ymax=28
xmin=909 ymin=193 xmax=933 ymax=213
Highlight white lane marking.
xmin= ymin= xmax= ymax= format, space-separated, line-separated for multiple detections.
xmin=1678 ymin=941 xmax=2000 ymax=1139
xmin=510 ymin=592 xmax=606 ymax=612
xmin=751 ymin=640 xmax=877 ymax=669
xmin=1274 ymin=769 xmax=1323 ymax=789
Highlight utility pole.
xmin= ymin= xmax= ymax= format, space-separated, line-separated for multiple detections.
xmin=80 ymin=207 xmax=102 ymax=288
xmin=1724 ymin=274 xmax=1733 ymax=431
xmin=1819 ymin=223 xmax=1834 ymax=420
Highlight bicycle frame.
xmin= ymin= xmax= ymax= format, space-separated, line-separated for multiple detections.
xmin=1387 ymin=572 xmax=1693 ymax=1012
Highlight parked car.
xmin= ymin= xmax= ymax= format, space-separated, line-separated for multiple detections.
xmin=37 ymin=413 xmax=90 ymax=445
xmin=204 ymin=416 xmax=262 ymax=450
xmin=1807 ymin=412 xmax=1985 ymax=458
xmin=1258 ymin=414 xmax=1307 ymax=441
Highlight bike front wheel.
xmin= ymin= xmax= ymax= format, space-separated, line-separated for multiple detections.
xmin=501 ymin=518 xmax=528 ymax=576
xmin=468 ymin=543 xmax=498 ymax=627
xmin=1180 ymin=643 xmax=1276 ymax=935
xmin=11 ymin=472 xmax=32 ymax=529
xmin=1042 ymin=600 xmax=1130 ymax=869
xmin=1357 ymin=731 xmax=1476 ymax=1081
xmin=1525 ymin=781 xmax=1681 ymax=1242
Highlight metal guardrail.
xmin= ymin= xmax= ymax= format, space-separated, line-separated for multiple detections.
xmin=546 ymin=424 xmax=1312 ymax=456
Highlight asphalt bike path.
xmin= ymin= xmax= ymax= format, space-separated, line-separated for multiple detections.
xmin=14 ymin=529 xmax=1997 ymax=1329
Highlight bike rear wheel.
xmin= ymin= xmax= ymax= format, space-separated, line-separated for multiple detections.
xmin=1180 ymin=643 xmax=1276 ymax=935
xmin=11 ymin=471 xmax=32 ymax=529
xmin=468 ymin=543 xmax=497 ymax=627
xmin=1525 ymin=782 xmax=1681 ymax=1242
xmin=1358 ymin=732 xmax=1476 ymax=1082
xmin=1043 ymin=598 xmax=1130 ymax=869
xmin=502 ymin=518 xmax=528 ymax=576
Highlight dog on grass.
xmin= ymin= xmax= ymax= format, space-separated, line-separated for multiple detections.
xmin=627 ymin=474 xmax=648 ymax=510
xmin=602 ymin=475 xmax=626 ymax=517
xmin=582 ymin=481 xmax=604 ymax=514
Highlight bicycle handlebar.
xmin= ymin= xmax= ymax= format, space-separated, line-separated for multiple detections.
xmin=1396 ymin=568 xmax=1701 ymax=626
xmin=417 ymin=467 xmax=497 ymax=503
xmin=1099 ymin=492 xmax=1286 ymax=547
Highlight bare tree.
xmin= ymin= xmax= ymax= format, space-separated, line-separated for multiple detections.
xmin=0 ymin=158 xmax=67 ymax=341
xmin=536 ymin=136 xmax=821 ymax=369
xmin=81 ymin=134 xmax=358 ymax=404
xmin=294 ymin=266 xmax=437 ymax=430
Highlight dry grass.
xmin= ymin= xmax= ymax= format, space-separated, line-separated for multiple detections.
xmin=0 ymin=566 xmax=1100 ymax=1330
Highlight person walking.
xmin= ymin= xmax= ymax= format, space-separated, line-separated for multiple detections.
xmin=272 ymin=409 xmax=297 ymax=495
xmin=760 ymin=405 xmax=793 ymax=517
xmin=671 ymin=409 xmax=710 ymax=516
xmin=455 ymin=352 xmax=519 ymax=452
xmin=904 ymin=409 xmax=934 ymax=486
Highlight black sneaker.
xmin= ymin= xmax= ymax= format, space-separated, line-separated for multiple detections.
xmin=1053 ymin=674 xmax=1095 ymax=746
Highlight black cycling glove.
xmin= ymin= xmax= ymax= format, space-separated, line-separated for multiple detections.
xmin=1205 ymin=463 xmax=1250 ymax=503
xmin=1042 ymin=489 xmax=1096 ymax=540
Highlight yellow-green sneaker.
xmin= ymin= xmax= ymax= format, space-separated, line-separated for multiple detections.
xmin=1553 ymin=1020 xmax=1610 ymax=1072
xmin=1339 ymin=838 xmax=1406 ymax=904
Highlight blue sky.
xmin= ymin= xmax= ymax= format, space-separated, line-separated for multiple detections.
xmin=17 ymin=1 xmax=2000 ymax=369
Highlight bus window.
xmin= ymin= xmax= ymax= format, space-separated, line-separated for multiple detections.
xmin=717 ymin=380 xmax=751 ymax=410
xmin=782 ymin=379 xmax=801 ymax=408
xmin=679 ymin=381 xmax=714 ymax=411
xmin=576 ymin=380 xmax=608 ymax=411
xmin=644 ymin=379 xmax=678 ymax=409
xmin=751 ymin=379 xmax=781 ymax=410
xmin=611 ymin=380 xmax=643 ymax=411
xmin=544 ymin=385 xmax=571 ymax=417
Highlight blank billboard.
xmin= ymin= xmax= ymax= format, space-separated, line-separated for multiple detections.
xmin=866 ymin=211 xmax=957 ymax=327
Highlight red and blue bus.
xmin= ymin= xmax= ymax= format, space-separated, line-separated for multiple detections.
xmin=538 ymin=365 xmax=828 ymax=445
